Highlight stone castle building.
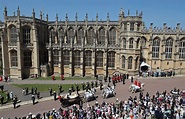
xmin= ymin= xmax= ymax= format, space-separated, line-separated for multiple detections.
xmin=0 ymin=7 xmax=185 ymax=79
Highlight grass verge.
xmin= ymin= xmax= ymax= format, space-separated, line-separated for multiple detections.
xmin=0 ymin=91 xmax=11 ymax=104
xmin=13 ymin=84 xmax=83 ymax=92
xmin=30 ymin=76 xmax=95 ymax=80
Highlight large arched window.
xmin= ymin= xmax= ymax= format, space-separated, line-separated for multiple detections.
xmin=108 ymin=52 xmax=115 ymax=67
xmin=53 ymin=50 xmax=59 ymax=65
xmin=165 ymin=38 xmax=173 ymax=59
xmin=24 ymin=50 xmax=32 ymax=67
xmin=152 ymin=38 xmax=160 ymax=58
xmin=74 ymin=50 xmax=80 ymax=66
xmin=67 ymin=28 xmax=74 ymax=44
xmin=9 ymin=25 xmax=17 ymax=43
xmin=77 ymin=28 xmax=83 ymax=44
xmin=123 ymin=38 xmax=126 ymax=49
xmin=96 ymin=51 xmax=103 ymax=67
xmin=179 ymin=39 xmax=185 ymax=59
xmin=98 ymin=28 xmax=105 ymax=45
xmin=128 ymin=56 xmax=133 ymax=69
xmin=130 ymin=23 xmax=134 ymax=31
xmin=23 ymin=26 xmax=31 ymax=44
xmin=85 ymin=51 xmax=92 ymax=66
xmin=10 ymin=50 xmax=18 ymax=67
xmin=87 ymin=28 xmax=94 ymax=45
xmin=59 ymin=28 xmax=65 ymax=43
xmin=122 ymin=56 xmax=125 ymax=69
xmin=63 ymin=50 xmax=70 ymax=65
xmin=129 ymin=38 xmax=134 ymax=48
xmin=109 ymin=28 xmax=116 ymax=45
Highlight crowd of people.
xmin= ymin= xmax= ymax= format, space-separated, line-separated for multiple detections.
xmin=11 ymin=88 xmax=185 ymax=119
xmin=140 ymin=70 xmax=176 ymax=78
xmin=1 ymin=74 xmax=185 ymax=119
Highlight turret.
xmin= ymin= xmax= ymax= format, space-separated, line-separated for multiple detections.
xmin=128 ymin=10 xmax=130 ymax=16
xmin=75 ymin=13 xmax=78 ymax=25
xmin=17 ymin=6 xmax=20 ymax=17
xmin=46 ymin=14 xmax=48 ymax=23
xmin=17 ymin=6 xmax=20 ymax=23
xmin=176 ymin=23 xmax=180 ymax=32
xmin=4 ymin=6 xmax=7 ymax=20
xmin=136 ymin=10 xmax=138 ymax=16
xmin=75 ymin=13 xmax=78 ymax=21
xmin=139 ymin=11 xmax=143 ymax=17
xmin=85 ymin=13 xmax=88 ymax=21
xmin=119 ymin=8 xmax=124 ymax=21
xmin=176 ymin=23 xmax=180 ymax=30
xmin=163 ymin=23 xmax=167 ymax=31
xmin=40 ymin=11 xmax=42 ymax=20
xmin=120 ymin=8 xmax=124 ymax=17
xmin=32 ymin=9 xmax=35 ymax=21
xmin=56 ymin=13 xmax=58 ymax=22
xmin=150 ymin=23 xmax=153 ymax=29
xmin=96 ymin=13 xmax=98 ymax=24
xmin=85 ymin=13 xmax=88 ymax=26
xmin=107 ymin=13 xmax=110 ymax=22
xmin=56 ymin=13 xmax=58 ymax=25
xmin=149 ymin=23 xmax=153 ymax=32
xmin=65 ymin=13 xmax=68 ymax=25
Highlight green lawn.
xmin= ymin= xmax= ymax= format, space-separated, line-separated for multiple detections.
xmin=0 ymin=91 xmax=11 ymax=104
xmin=31 ymin=76 xmax=95 ymax=80
xmin=13 ymin=84 xmax=84 ymax=92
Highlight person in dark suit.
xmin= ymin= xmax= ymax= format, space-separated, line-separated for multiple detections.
xmin=108 ymin=76 xmax=111 ymax=83
xmin=76 ymin=84 xmax=79 ymax=95
xmin=58 ymin=85 xmax=63 ymax=93
xmin=49 ymin=88 xmax=52 ymax=96
xmin=25 ymin=87 xmax=29 ymax=95
xmin=53 ymin=91 xmax=57 ymax=101
xmin=13 ymin=97 xmax=17 ymax=109
xmin=31 ymin=95 xmax=35 ymax=105
xmin=82 ymin=82 xmax=85 ymax=90
xmin=122 ymin=76 xmax=125 ymax=84
xmin=99 ymin=80 xmax=103 ymax=90
xmin=131 ymin=76 xmax=133 ymax=83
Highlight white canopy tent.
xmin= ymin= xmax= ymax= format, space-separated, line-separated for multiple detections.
xmin=140 ymin=62 xmax=151 ymax=72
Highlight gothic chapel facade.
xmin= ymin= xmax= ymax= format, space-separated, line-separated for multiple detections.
xmin=0 ymin=7 xmax=185 ymax=79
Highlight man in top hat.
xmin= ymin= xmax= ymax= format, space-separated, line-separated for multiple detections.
xmin=31 ymin=95 xmax=35 ymax=105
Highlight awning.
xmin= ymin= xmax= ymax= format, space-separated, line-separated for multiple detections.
xmin=140 ymin=62 xmax=151 ymax=71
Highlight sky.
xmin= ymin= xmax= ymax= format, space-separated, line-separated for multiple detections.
xmin=0 ymin=0 xmax=185 ymax=28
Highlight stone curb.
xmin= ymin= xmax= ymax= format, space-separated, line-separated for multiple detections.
xmin=0 ymin=96 xmax=53 ymax=110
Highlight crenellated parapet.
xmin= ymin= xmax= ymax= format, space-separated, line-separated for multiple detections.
xmin=142 ymin=23 xmax=185 ymax=35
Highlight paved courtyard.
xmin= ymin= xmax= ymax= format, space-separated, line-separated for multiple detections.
xmin=0 ymin=76 xmax=185 ymax=118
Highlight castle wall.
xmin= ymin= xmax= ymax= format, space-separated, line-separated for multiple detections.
xmin=1 ymin=8 xmax=185 ymax=79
